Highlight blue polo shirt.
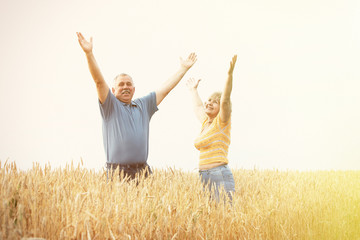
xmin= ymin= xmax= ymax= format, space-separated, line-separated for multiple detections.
xmin=99 ymin=89 xmax=158 ymax=164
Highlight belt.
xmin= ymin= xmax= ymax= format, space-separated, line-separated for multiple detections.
xmin=107 ymin=162 xmax=147 ymax=169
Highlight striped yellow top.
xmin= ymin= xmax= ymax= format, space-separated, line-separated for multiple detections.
xmin=194 ymin=114 xmax=231 ymax=166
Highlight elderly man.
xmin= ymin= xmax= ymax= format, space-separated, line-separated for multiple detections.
xmin=77 ymin=32 xmax=197 ymax=180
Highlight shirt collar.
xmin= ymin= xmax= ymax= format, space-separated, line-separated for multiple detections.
xmin=119 ymin=100 xmax=137 ymax=107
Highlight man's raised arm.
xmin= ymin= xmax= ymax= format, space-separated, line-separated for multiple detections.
xmin=155 ymin=53 xmax=197 ymax=106
xmin=77 ymin=32 xmax=109 ymax=104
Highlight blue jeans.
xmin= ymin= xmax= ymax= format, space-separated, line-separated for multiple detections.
xmin=199 ymin=165 xmax=235 ymax=202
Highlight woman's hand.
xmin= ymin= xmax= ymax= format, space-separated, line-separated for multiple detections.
xmin=186 ymin=78 xmax=201 ymax=91
xmin=228 ymin=55 xmax=237 ymax=75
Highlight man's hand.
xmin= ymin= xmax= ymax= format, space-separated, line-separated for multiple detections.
xmin=77 ymin=32 xmax=93 ymax=54
xmin=77 ymin=32 xmax=109 ymax=103
xmin=180 ymin=52 xmax=197 ymax=70
xmin=186 ymin=78 xmax=201 ymax=91
xmin=228 ymin=55 xmax=237 ymax=75
xmin=155 ymin=52 xmax=197 ymax=106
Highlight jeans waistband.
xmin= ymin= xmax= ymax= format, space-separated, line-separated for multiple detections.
xmin=107 ymin=162 xmax=147 ymax=170
xmin=199 ymin=164 xmax=228 ymax=173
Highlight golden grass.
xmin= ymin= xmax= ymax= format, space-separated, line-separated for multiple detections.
xmin=1 ymin=160 xmax=360 ymax=240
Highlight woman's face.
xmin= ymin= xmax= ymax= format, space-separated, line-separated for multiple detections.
xmin=204 ymin=97 xmax=220 ymax=118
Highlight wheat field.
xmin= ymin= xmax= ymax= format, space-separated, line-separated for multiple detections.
xmin=1 ymin=160 xmax=359 ymax=240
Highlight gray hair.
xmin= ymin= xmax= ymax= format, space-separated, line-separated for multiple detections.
xmin=113 ymin=73 xmax=134 ymax=86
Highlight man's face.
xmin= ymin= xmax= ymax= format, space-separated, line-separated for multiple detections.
xmin=112 ymin=75 xmax=135 ymax=104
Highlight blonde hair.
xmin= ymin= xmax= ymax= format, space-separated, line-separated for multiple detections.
xmin=208 ymin=91 xmax=232 ymax=110
xmin=209 ymin=92 xmax=222 ymax=103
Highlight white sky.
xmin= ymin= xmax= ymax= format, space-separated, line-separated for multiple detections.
xmin=1 ymin=0 xmax=360 ymax=171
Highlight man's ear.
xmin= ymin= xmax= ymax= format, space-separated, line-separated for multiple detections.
xmin=111 ymin=87 xmax=115 ymax=94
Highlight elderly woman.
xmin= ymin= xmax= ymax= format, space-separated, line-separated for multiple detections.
xmin=187 ymin=55 xmax=237 ymax=202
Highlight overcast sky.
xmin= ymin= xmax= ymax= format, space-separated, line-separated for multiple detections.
xmin=1 ymin=0 xmax=360 ymax=172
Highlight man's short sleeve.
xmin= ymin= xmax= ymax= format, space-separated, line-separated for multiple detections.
xmin=99 ymin=89 xmax=114 ymax=121
xmin=135 ymin=92 xmax=158 ymax=118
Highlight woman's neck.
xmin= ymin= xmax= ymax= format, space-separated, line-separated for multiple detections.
xmin=207 ymin=116 xmax=215 ymax=123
